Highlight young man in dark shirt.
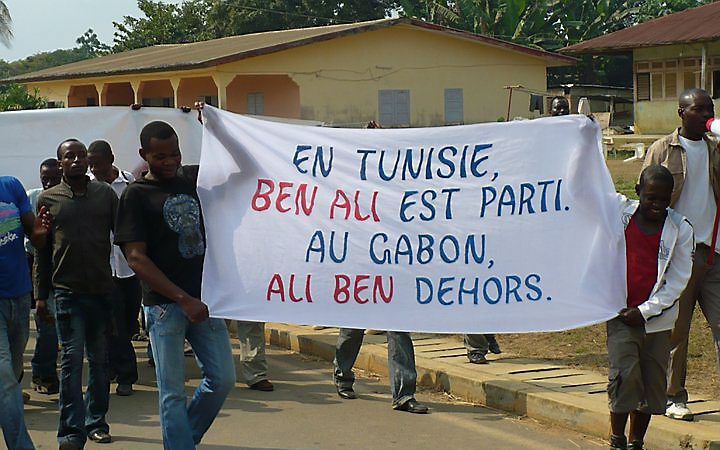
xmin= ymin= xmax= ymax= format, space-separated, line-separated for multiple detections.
xmin=115 ymin=121 xmax=235 ymax=450
xmin=34 ymin=139 xmax=118 ymax=449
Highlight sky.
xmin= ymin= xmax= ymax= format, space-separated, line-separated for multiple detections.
xmin=0 ymin=0 xmax=184 ymax=62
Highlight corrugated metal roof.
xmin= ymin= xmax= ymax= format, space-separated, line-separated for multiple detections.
xmin=563 ymin=2 xmax=720 ymax=54
xmin=5 ymin=18 xmax=575 ymax=83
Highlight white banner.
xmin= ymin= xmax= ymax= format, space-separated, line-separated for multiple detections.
xmin=0 ymin=106 xmax=202 ymax=190
xmin=198 ymin=106 xmax=626 ymax=333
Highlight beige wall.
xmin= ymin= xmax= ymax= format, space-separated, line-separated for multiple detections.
xmin=102 ymin=82 xmax=134 ymax=106
xmin=226 ymin=75 xmax=300 ymax=117
xmin=177 ymin=77 xmax=217 ymax=107
xmin=67 ymin=84 xmax=98 ymax=107
xmin=139 ymin=79 xmax=174 ymax=101
xmin=216 ymin=25 xmax=551 ymax=126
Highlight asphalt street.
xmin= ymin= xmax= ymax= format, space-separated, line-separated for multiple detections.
xmin=22 ymin=344 xmax=606 ymax=449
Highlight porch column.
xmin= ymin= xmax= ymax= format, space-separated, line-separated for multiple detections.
xmin=130 ymin=80 xmax=141 ymax=104
xmin=170 ymin=78 xmax=180 ymax=108
xmin=211 ymin=73 xmax=234 ymax=110
xmin=94 ymin=83 xmax=105 ymax=106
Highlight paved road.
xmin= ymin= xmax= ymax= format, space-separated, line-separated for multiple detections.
xmin=23 ymin=345 xmax=605 ymax=449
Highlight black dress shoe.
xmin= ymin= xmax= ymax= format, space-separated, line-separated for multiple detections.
xmin=394 ymin=398 xmax=429 ymax=414
xmin=337 ymin=386 xmax=357 ymax=399
xmin=250 ymin=380 xmax=275 ymax=391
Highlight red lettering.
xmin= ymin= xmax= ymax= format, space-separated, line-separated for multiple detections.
xmin=296 ymin=184 xmax=318 ymax=216
xmin=276 ymin=182 xmax=294 ymax=213
xmin=373 ymin=275 xmax=393 ymax=303
xmin=371 ymin=191 xmax=380 ymax=222
xmin=252 ymin=179 xmax=274 ymax=212
xmin=353 ymin=191 xmax=370 ymax=221
xmin=288 ymin=274 xmax=313 ymax=302
xmin=266 ymin=274 xmax=285 ymax=301
xmin=334 ymin=274 xmax=351 ymax=303
xmin=330 ymin=190 xmax=351 ymax=220
xmin=354 ymin=275 xmax=370 ymax=303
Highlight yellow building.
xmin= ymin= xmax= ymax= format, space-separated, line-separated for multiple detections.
xmin=563 ymin=2 xmax=720 ymax=134
xmin=6 ymin=18 xmax=574 ymax=127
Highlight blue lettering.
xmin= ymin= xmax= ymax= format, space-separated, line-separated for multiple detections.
xmin=416 ymin=277 xmax=433 ymax=304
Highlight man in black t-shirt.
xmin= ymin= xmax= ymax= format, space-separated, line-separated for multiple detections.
xmin=114 ymin=121 xmax=235 ymax=449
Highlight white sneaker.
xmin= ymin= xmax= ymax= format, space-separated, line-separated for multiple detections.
xmin=665 ymin=402 xmax=694 ymax=421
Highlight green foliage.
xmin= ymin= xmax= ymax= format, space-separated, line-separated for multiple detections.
xmin=76 ymin=29 xmax=111 ymax=57
xmin=111 ymin=0 xmax=394 ymax=51
xmin=0 ymin=84 xmax=47 ymax=111
xmin=0 ymin=47 xmax=96 ymax=79
xmin=397 ymin=0 xmax=712 ymax=86
xmin=112 ymin=0 xmax=210 ymax=52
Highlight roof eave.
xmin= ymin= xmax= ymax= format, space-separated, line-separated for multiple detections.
xmin=562 ymin=37 xmax=720 ymax=55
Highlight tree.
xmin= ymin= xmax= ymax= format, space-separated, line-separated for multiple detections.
xmin=112 ymin=0 xmax=211 ymax=52
xmin=0 ymin=84 xmax=47 ymax=111
xmin=112 ymin=0 xmax=394 ymax=51
xmin=76 ymin=29 xmax=111 ymax=57
xmin=0 ymin=0 xmax=12 ymax=48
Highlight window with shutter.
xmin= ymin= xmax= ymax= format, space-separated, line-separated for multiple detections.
xmin=636 ymin=73 xmax=650 ymax=101
xmin=247 ymin=92 xmax=265 ymax=115
xmin=444 ymin=88 xmax=463 ymax=124
xmin=378 ymin=90 xmax=411 ymax=127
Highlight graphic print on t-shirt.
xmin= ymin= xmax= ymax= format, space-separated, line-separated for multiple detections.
xmin=163 ymin=194 xmax=205 ymax=258
xmin=0 ymin=202 xmax=21 ymax=249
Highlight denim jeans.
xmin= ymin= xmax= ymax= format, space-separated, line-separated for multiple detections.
xmin=108 ymin=276 xmax=142 ymax=385
xmin=236 ymin=321 xmax=267 ymax=386
xmin=54 ymin=289 xmax=110 ymax=447
xmin=145 ymin=303 xmax=235 ymax=450
xmin=31 ymin=292 xmax=58 ymax=383
xmin=0 ymin=294 xmax=35 ymax=450
xmin=334 ymin=328 xmax=417 ymax=407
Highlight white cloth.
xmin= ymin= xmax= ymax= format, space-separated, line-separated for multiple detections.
xmin=675 ymin=136 xmax=718 ymax=250
xmin=0 ymin=106 xmax=203 ymax=190
xmin=197 ymin=107 xmax=626 ymax=333
xmin=90 ymin=168 xmax=136 ymax=278
xmin=620 ymin=197 xmax=694 ymax=333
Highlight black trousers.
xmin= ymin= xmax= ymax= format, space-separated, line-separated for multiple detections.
xmin=108 ymin=276 xmax=142 ymax=385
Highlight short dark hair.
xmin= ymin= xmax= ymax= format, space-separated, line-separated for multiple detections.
xmin=639 ymin=164 xmax=674 ymax=191
xmin=56 ymin=138 xmax=82 ymax=159
xmin=87 ymin=140 xmax=113 ymax=159
xmin=551 ymin=96 xmax=568 ymax=104
xmin=39 ymin=158 xmax=59 ymax=170
xmin=679 ymin=88 xmax=710 ymax=108
xmin=140 ymin=121 xmax=177 ymax=150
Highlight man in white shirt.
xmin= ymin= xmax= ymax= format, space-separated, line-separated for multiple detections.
xmin=88 ymin=140 xmax=142 ymax=397
xmin=642 ymin=88 xmax=720 ymax=421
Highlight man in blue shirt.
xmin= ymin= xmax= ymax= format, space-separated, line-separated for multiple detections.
xmin=0 ymin=175 xmax=51 ymax=450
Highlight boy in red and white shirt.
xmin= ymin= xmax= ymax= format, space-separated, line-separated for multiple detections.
xmin=608 ymin=165 xmax=694 ymax=450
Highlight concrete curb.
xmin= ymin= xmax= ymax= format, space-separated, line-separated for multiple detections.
xmin=266 ymin=324 xmax=720 ymax=450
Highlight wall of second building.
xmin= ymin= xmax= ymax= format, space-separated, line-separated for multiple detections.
xmin=216 ymin=25 xmax=551 ymax=126
xmin=633 ymin=43 xmax=720 ymax=134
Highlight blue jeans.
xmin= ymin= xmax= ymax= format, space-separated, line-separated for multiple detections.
xmin=145 ymin=303 xmax=235 ymax=450
xmin=31 ymin=293 xmax=58 ymax=383
xmin=0 ymin=294 xmax=35 ymax=450
xmin=334 ymin=328 xmax=417 ymax=407
xmin=54 ymin=289 xmax=110 ymax=447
